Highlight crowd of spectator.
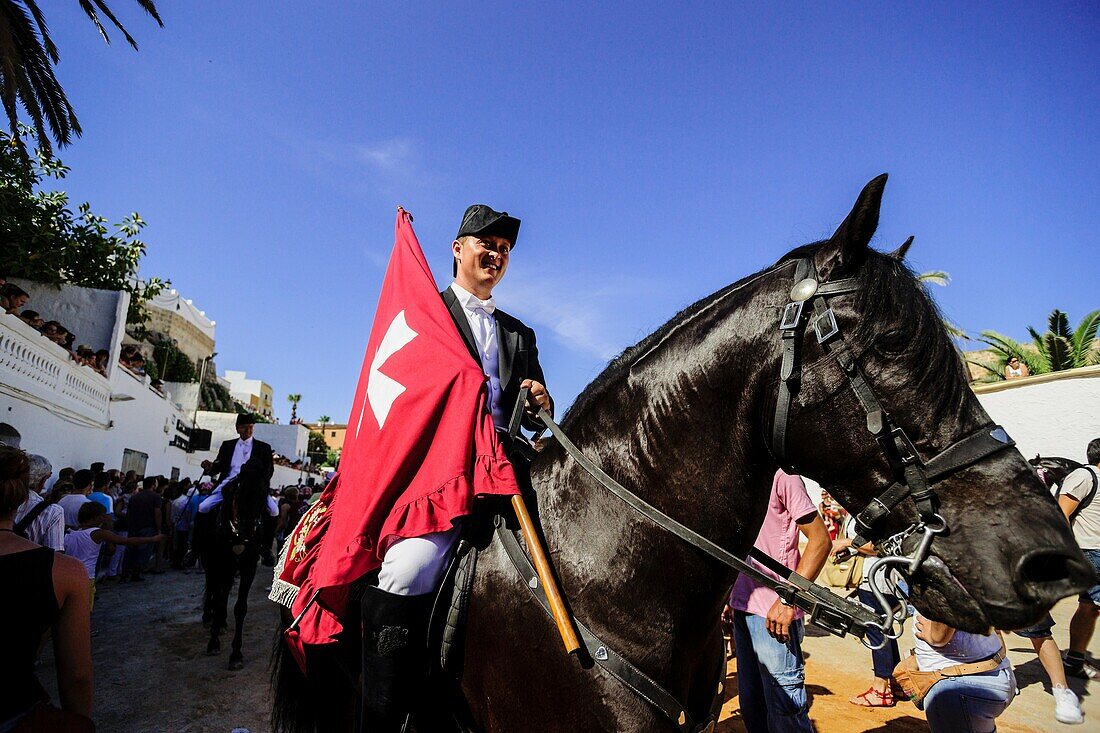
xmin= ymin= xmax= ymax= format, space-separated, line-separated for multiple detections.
xmin=1 ymin=281 xmax=111 ymax=377
xmin=0 ymin=434 xmax=319 ymax=727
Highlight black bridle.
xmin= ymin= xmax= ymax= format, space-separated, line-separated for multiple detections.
xmin=497 ymin=257 xmax=1020 ymax=731
xmin=770 ymin=257 xmax=1016 ymax=550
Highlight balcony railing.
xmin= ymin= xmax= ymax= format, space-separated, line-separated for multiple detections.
xmin=0 ymin=314 xmax=110 ymax=427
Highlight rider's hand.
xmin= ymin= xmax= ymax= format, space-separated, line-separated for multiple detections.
xmin=832 ymin=537 xmax=852 ymax=557
xmin=765 ymin=598 xmax=795 ymax=643
xmin=201 ymin=459 xmax=212 ymax=470
xmin=522 ymin=379 xmax=551 ymax=416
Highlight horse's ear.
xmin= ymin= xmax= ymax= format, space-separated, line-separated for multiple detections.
xmin=816 ymin=173 xmax=888 ymax=280
xmin=889 ymin=235 xmax=914 ymax=261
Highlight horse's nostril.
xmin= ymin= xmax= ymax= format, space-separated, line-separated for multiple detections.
xmin=1018 ymin=553 xmax=1070 ymax=584
xmin=1014 ymin=549 xmax=1092 ymax=604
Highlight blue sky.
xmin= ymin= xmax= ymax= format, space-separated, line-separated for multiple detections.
xmin=44 ymin=1 xmax=1099 ymax=423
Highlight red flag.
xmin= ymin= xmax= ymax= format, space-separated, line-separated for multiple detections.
xmin=279 ymin=208 xmax=520 ymax=653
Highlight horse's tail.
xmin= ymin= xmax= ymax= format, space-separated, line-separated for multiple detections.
xmin=270 ymin=607 xmax=321 ymax=733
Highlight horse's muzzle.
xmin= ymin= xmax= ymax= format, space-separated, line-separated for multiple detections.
xmin=1012 ymin=547 xmax=1095 ymax=609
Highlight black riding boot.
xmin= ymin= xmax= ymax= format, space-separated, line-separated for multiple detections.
xmin=360 ymin=586 xmax=435 ymax=733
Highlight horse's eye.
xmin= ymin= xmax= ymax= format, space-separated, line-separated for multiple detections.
xmin=876 ymin=330 xmax=909 ymax=355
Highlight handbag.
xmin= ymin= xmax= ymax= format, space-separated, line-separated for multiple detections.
xmin=821 ymin=553 xmax=864 ymax=589
xmin=11 ymin=702 xmax=95 ymax=733
xmin=892 ymin=634 xmax=1007 ymax=707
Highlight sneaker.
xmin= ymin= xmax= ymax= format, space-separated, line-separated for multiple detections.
xmin=1053 ymin=685 xmax=1084 ymax=725
xmin=1064 ymin=659 xmax=1100 ymax=680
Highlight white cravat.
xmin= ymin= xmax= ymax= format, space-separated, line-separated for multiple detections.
xmin=450 ymin=283 xmax=506 ymax=427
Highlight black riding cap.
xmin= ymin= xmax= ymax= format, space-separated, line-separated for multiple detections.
xmin=456 ymin=204 xmax=521 ymax=247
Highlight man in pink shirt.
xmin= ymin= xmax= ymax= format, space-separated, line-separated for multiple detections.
xmin=728 ymin=470 xmax=831 ymax=733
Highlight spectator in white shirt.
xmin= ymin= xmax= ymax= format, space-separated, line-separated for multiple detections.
xmin=12 ymin=453 xmax=64 ymax=551
xmin=57 ymin=469 xmax=94 ymax=530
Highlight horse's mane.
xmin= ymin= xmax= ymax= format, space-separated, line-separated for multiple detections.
xmin=563 ymin=240 xmax=970 ymax=429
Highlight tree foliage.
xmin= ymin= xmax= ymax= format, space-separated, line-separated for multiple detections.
xmin=150 ymin=338 xmax=197 ymax=383
xmin=0 ymin=1 xmax=162 ymax=153
xmin=973 ymin=309 xmax=1100 ymax=379
xmin=307 ymin=430 xmax=328 ymax=465
xmin=0 ymin=127 xmax=167 ymax=323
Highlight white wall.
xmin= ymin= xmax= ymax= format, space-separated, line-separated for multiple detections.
xmin=795 ymin=369 xmax=1100 ymax=509
xmin=974 ymin=369 xmax=1100 ymax=463
xmin=3 ymin=362 xmax=205 ymax=481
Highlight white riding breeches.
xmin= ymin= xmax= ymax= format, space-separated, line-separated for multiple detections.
xmin=376 ymin=524 xmax=462 ymax=596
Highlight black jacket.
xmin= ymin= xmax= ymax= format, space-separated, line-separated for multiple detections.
xmin=208 ymin=437 xmax=275 ymax=489
xmin=441 ymin=287 xmax=552 ymax=429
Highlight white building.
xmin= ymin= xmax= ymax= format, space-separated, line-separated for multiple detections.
xmin=0 ymin=281 xmax=203 ymax=481
xmin=223 ymin=370 xmax=275 ymax=419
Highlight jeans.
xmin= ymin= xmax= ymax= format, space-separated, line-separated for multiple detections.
xmin=732 ymin=610 xmax=813 ymax=733
xmin=857 ymin=588 xmax=900 ymax=678
xmin=923 ymin=667 xmax=1016 ymax=733
xmin=124 ymin=527 xmax=157 ymax=576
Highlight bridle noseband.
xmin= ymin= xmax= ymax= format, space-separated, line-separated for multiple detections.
xmin=769 ymin=256 xmax=1016 ymax=592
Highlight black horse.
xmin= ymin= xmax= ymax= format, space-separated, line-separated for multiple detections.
xmin=204 ymin=465 xmax=267 ymax=670
xmin=273 ymin=175 xmax=1093 ymax=731
xmin=1029 ymin=454 xmax=1083 ymax=493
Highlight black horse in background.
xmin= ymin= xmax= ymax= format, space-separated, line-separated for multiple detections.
xmin=1030 ymin=454 xmax=1083 ymax=494
xmin=204 ymin=465 xmax=267 ymax=670
xmin=273 ymin=175 xmax=1093 ymax=732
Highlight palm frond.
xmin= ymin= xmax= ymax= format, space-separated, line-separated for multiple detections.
xmin=918 ymin=270 xmax=951 ymax=287
xmin=1048 ymin=309 xmax=1071 ymax=339
xmin=966 ymin=359 xmax=1004 ymax=382
xmin=0 ymin=1 xmax=158 ymax=150
xmin=0 ymin=0 xmax=79 ymax=152
xmin=1044 ymin=334 xmax=1071 ymax=371
xmin=1070 ymin=310 xmax=1100 ymax=367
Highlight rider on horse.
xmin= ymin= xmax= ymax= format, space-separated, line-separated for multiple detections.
xmin=359 ymin=204 xmax=553 ymax=731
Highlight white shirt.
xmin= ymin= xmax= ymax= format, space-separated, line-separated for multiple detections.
xmin=14 ymin=491 xmax=65 ymax=551
xmin=449 ymin=282 xmax=506 ymax=427
xmin=58 ymin=493 xmax=91 ymax=529
xmin=914 ymin=612 xmax=1010 ymax=674
xmin=64 ymin=528 xmax=101 ymax=580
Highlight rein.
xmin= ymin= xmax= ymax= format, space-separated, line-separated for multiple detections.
xmin=500 ymin=256 xmax=1021 ymax=727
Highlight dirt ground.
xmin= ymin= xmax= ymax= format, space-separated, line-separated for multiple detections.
xmin=39 ymin=568 xmax=1099 ymax=732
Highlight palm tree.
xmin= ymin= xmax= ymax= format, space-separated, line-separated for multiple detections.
xmin=287 ymin=393 xmax=301 ymax=422
xmin=973 ymin=309 xmax=1100 ymax=380
xmin=318 ymin=415 xmax=331 ymax=433
xmin=0 ymin=1 xmax=163 ymax=152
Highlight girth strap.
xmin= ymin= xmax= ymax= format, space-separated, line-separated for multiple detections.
xmin=495 ymin=518 xmax=717 ymax=733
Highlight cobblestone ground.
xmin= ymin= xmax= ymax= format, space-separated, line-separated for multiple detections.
xmin=38 ymin=568 xmax=1099 ymax=732
xmin=40 ymin=565 xmax=279 ymax=733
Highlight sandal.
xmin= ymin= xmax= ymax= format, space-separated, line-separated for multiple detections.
xmin=849 ymin=686 xmax=895 ymax=708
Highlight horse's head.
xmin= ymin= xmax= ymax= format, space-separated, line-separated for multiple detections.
xmin=774 ymin=175 xmax=1092 ymax=632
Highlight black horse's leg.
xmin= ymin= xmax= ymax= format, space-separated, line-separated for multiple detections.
xmin=207 ymin=554 xmax=230 ymax=655
xmin=228 ymin=552 xmax=258 ymax=670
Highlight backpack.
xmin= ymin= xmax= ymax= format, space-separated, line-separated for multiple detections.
xmin=1068 ymin=467 xmax=1099 ymax=524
